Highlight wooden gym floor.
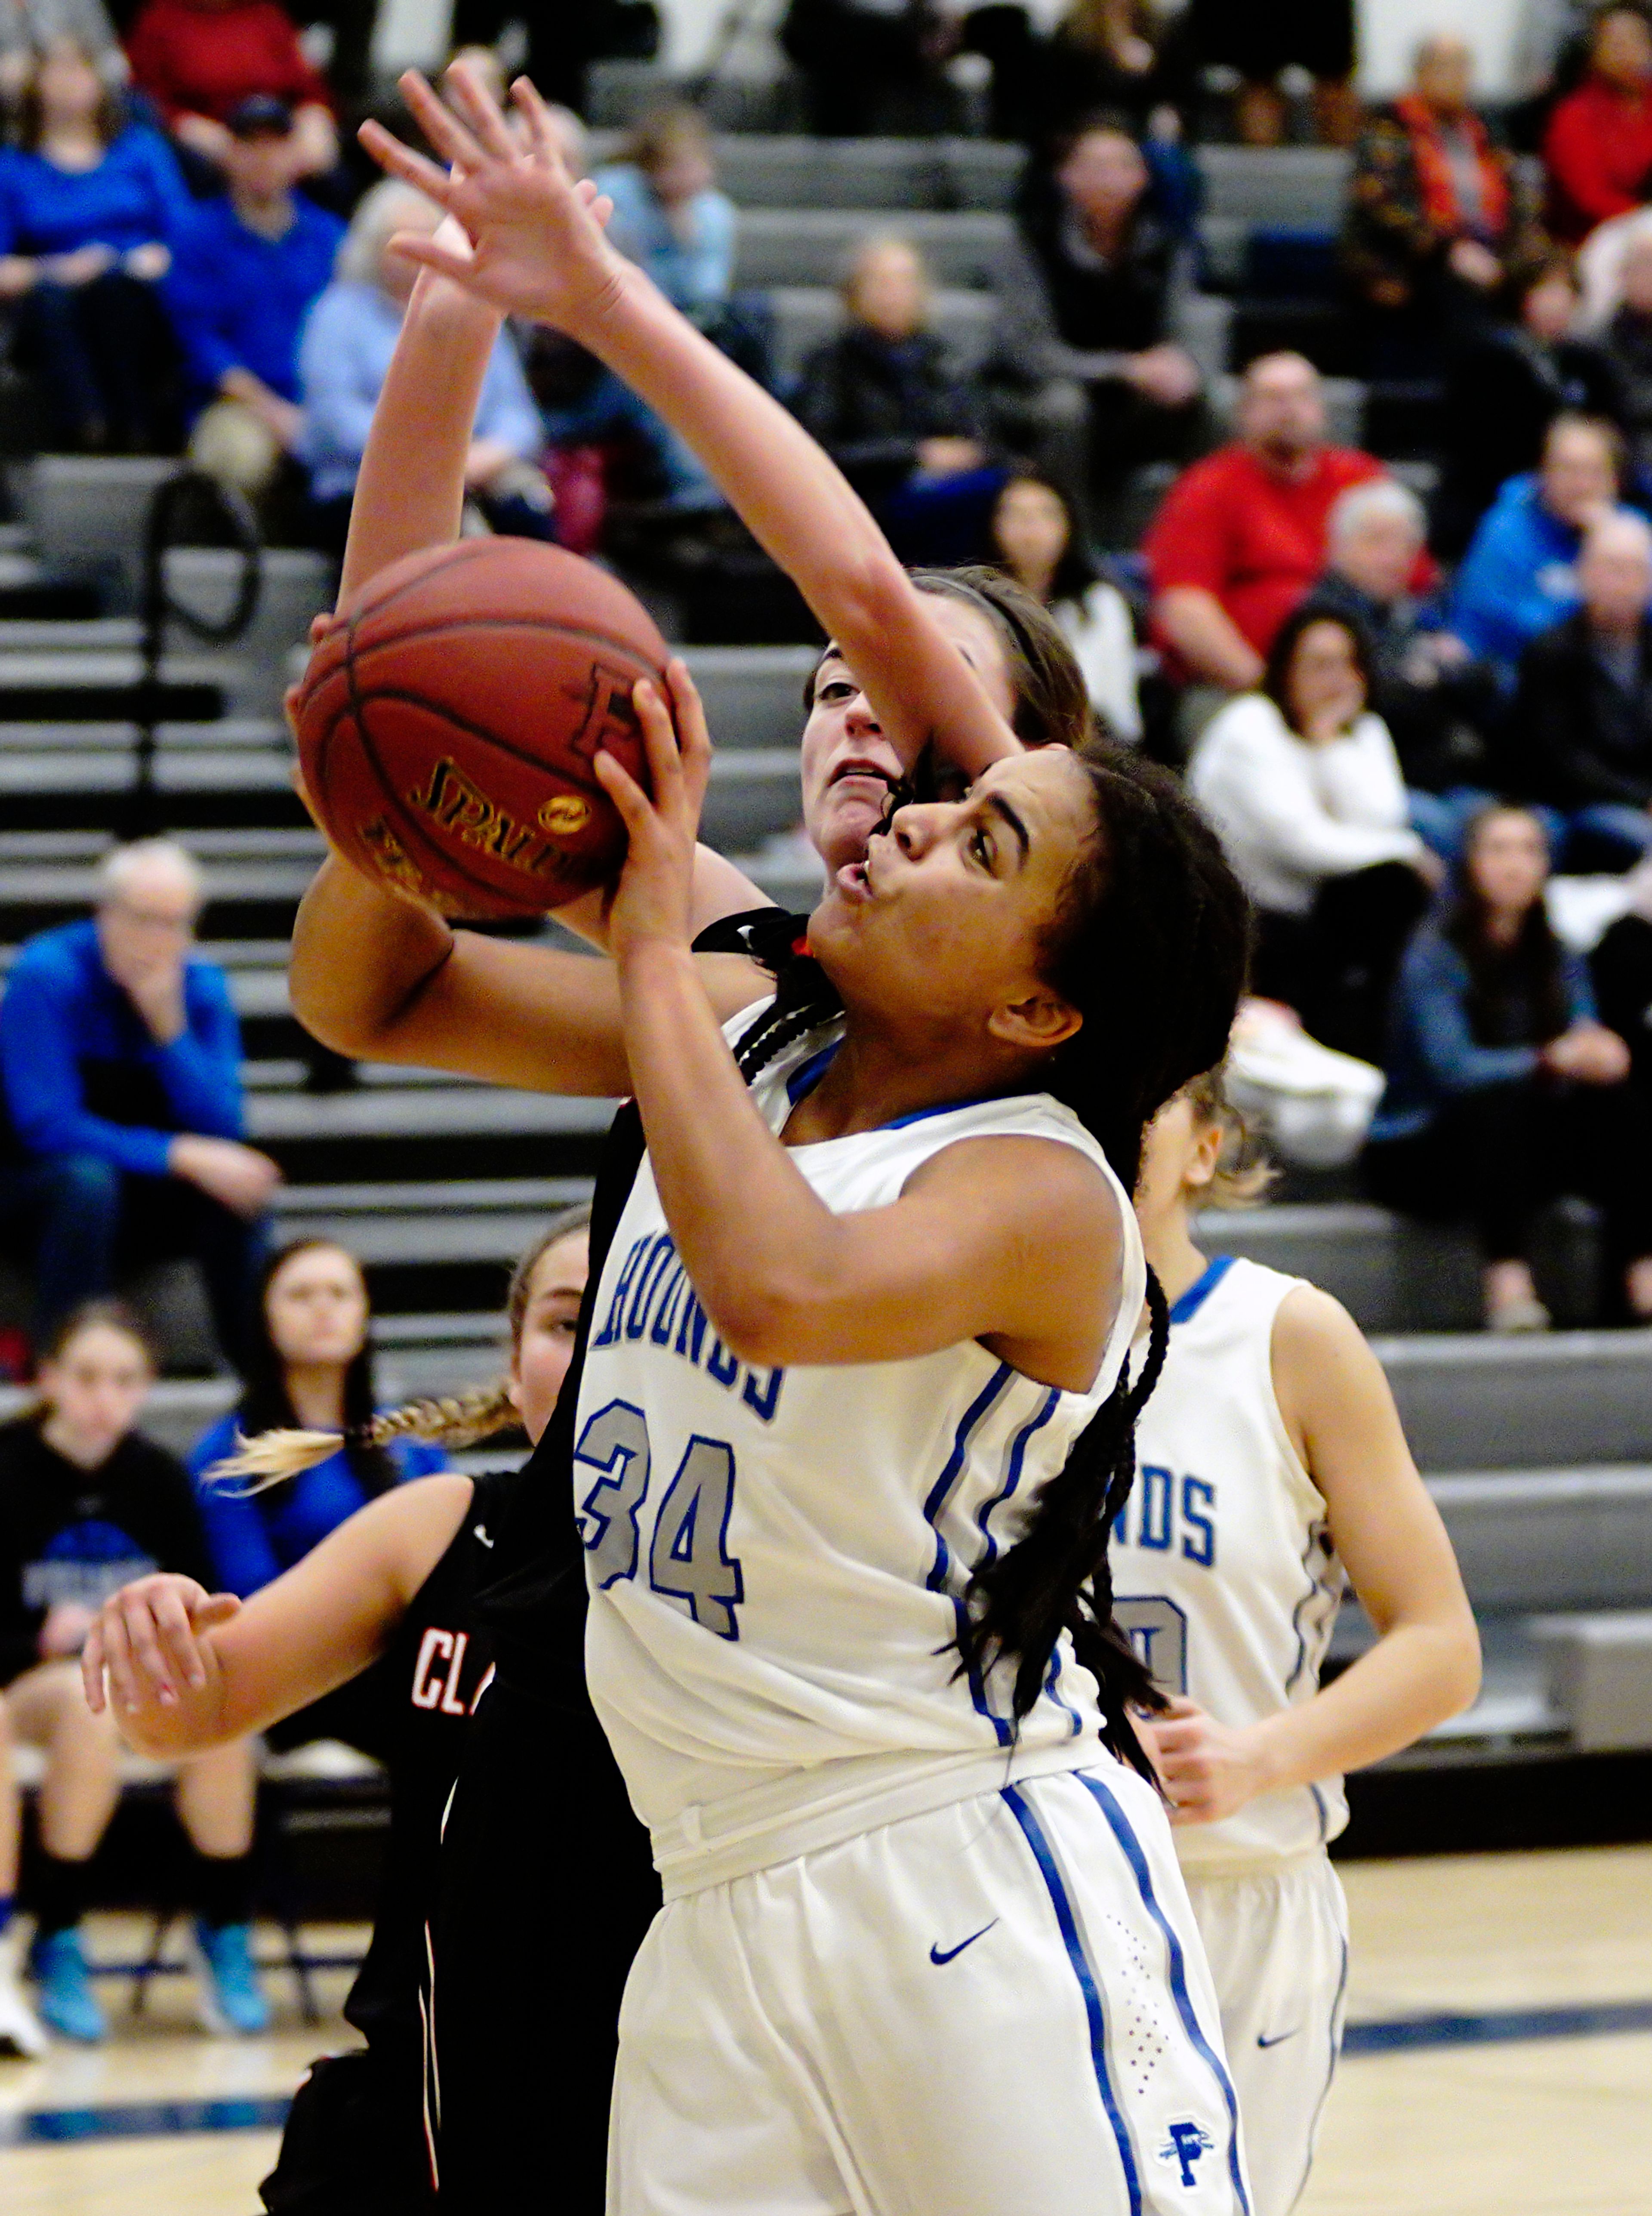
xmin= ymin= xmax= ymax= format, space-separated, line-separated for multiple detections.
xmin=2 ymin=1846 xmax=1649 ymax=2215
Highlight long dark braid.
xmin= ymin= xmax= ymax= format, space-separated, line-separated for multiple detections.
xmin=951 ymin=744 xmax=1249 ymax=1776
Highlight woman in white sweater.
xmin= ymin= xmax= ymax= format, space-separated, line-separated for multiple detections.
xmin=1190 ymin=603 xmax=1439 ymax=1064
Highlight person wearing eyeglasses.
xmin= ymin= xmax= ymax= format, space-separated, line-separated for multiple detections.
xmin=0 ymin=837 xmax=278 ymax=1371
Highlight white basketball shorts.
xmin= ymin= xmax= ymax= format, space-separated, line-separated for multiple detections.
xmin=608 ymin=1761 xmax=1253 ymax=2216
xmin=1180 ymin=1853 xmax=1350 ymax=2216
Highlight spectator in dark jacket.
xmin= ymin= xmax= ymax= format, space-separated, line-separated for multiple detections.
xmin=1342 ymin=33 xmax=1547 ymax=373
xmin=1365 ymin=802 xmax=1652 ymax=1329
xmin=0 ymin=840 xmax=277 ymax=1364
xmin=1433 ymin=253 xmax=1628 ymax=558
xmin=166 ymin=94 xmax=342 ymax=513
xmin=0 ymin=35 xmax=191 ymax=450
xmin=792 ymin=232 xmax=1002 ymax=565
xmin=0 ymin=1301 xmax=266 ymax=2047
xmin=1600 ymin=228 xmax=1652 ymax=470
xmin=1506 ymin=508 xmax=1652 ymax=865
xmin=990 ymin=111 xmax=1205 ymax=537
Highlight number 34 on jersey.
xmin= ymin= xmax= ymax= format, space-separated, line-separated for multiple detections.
xmin=575 ymin=1398 xmax=746 ymax=1641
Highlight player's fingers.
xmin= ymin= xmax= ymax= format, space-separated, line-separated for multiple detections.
xmin=358 ymin=116 xmax=464 ymax=208
xmin=664 ymin=658 xmax=712 ymax=777
xmin=591 ymin=746 xmax=653 ymax=835
xmin=194 ymin=1593 xmax=242 ymax=1630
xmin=386 ymin=234 xmax=483 ymax=286
xmin=100 ymin=1606 xmax=140 ymax=1712
xmin=444 ymin=56 xmax=521 ymax=164
xmin=632 ymin=679 xmax=685 ymax=806
xmin=80 ymin=1622 xmax=107 ymax=1712
xmin=120 ymin=1594 xmax=175 ymax=1695
xmin=513 ymin=75 xmax=557 ymax=166
xmin=151 ymin=1588 xmax=208 ymax=1688
xmin=397 ymin=68 xmax=491 ymax=177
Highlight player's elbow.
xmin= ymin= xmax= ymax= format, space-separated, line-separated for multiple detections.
xmin=1441 ymin=1610 xmax=1483 ymax=1719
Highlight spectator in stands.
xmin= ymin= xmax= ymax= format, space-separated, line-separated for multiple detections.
xmin=792 ymin=232 xmax=1002 ymax=566
xmin=0 ymin=1301 xmax=268 ymax=2046
xmin=988 ymin=470 xmax=1140 ymax=739
xmin=1029 ymin=0 xmax=1198 ymax=141
xmin=0 ymin=35 xmax=191 ymax=451
xmin=1544 ymin=3 xmax=1652 ymax=244
xmin=1189 ymin=604 xmax=1436 ymax=1065
xmin=165 ymin=94 xmax=342 ymax=516
xmin=1182 ymin=0 xmax=1358 ymax=147
xmin=0 ymin=840 xmax=276 ymax=1369
xmin=1342 ymin=34 xmax=1546 ymax=373
xmin=1506 ymin=507 xmax=1652 ymax=864
xmin=1599 ymin=230 xmax=1652 ymax=466
xmin=1365 ymin=803 xmax=1652 ymax=1330
xmin=0 ymin=0 xmax=121 ymax=97
xmin=780 ymin=0 xmax=957 ymax=138
xmin=1575 ymin=193 xmax=1652 ymax=329
xmin=1590 ymin=849 xmax=1652 ymax=1110
xmin=1143 ymin=350 xmax=1387 ymax=696
xmin=592 ymin=107 xmax=768 ymax=383
xmin=1449 ymin=410 xmax=1625 ymax=683
xmin=123 ymin=0 xmax=335 ymax=181
xmin=190 ymin=1238 xmax=447 ymax=1605
xmin=299 ymin=181 xmax=552 ymax=559
xmin=990 ymin=111 xmax=1205 ymax=543
xmin=1433 ymin=253 xmax=1627 ymax=559
xmin=1310 ymin=476 xmax=1496 ymax=818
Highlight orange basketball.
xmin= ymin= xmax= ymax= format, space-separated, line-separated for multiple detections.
xmin=293 ymin=537 xmax=668 ymax=919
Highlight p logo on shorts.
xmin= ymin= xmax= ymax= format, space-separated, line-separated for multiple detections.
xmin=1159 ymin=2120 xmax=1214 ymax=2189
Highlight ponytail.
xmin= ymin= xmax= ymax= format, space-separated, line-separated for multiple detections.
xmin=202 ymin=1380 xmax=520 ymax=1493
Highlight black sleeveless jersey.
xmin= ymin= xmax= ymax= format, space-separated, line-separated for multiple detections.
xmin=261 ymin=1466 xmax=517 ymax=2216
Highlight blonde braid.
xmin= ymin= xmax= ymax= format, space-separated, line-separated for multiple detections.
xmin=203 ymin=1379 xmax=522 ymax=1494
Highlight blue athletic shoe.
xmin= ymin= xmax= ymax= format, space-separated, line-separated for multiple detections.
xmin=190 ymin=1920 xmax=270 ymax=2035
xmin=28 ymin=1926 xmax=105 ymax=2043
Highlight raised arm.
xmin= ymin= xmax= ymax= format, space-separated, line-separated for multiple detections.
xmin=361 ymin=65 xmax=1020 ymax=784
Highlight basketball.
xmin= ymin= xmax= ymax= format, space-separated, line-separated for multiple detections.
xmin=293 ymin=537 xmax=669 ymax=918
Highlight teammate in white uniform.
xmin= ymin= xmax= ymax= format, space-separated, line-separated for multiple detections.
xmin=1116 ymin=1073 xmax=1482 ymax=2214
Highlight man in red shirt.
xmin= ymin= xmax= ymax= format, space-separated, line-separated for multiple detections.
xmin=125 ymin=0 xmax=336 ymax=178
xmin=1544 ymin=5 xmax=1652 ymax=247
xmin=1144 ymin=350 xmax=1386 ymax=690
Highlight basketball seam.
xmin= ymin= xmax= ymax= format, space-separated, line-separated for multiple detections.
xmin=345 ymin=611 xmax=669 ymax=673
xmin=342 ymin=683 xmax=623 ymax=797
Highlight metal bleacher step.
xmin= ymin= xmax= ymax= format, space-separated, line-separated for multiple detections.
xmin=588 ymin=131 xmax=1026 ymax=212
xmin=1427 ymin=1466 xmax=1652 ymax=1610
xmin=271 ymin=1173 xmax=594 ymax=1267
xmin=1377 ymin=1333 xmax=1652 ymax=1472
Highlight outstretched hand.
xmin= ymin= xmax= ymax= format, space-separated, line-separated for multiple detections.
xmin=595 ymin=660 xmax=712 ymax=963
xmin=82 ymin=1573 xmax=240 ymax=1716
xmin=358 ymin=64 xmax=623 ymax=335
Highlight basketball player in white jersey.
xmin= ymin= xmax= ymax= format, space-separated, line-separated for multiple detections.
xmin=1117 ymin=1073 xmax=1481 ymax=2214
xmin=294 ymin=68 xmax=1261 ymax=2213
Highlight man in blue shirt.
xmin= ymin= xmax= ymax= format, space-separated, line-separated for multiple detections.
xmin=165 ymin=94 xmax=343 ymax=514
xmin=1448 ymin=413 xmax=1628 ymax=686
xmin=0 ymin=839 xmax=279 ymax=1367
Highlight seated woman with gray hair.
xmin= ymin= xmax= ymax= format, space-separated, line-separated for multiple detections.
xmin=791 ymin=231 xmax=1005 ymax=566
xmin=297 ymin=179 xmax=552 ymax=561
xmin=1307 ymin=474 xmax=1498 ymax=849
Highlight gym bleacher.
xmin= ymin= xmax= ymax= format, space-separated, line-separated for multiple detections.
xmin=0 ymin=95 xmax=1646 ymax=1865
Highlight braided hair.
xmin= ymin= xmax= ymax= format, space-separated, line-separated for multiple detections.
xmin=737 ymin=741 xmax=1248 ymax=1779
xmin=206 ymin=1207 xmax=593 ymax=1491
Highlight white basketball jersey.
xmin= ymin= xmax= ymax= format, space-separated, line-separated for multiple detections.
xmin=577 ymin=1006 xmax=1147 ymax=1898
xmin=1113 ymin=1256 xmax=1348 ymax=1870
